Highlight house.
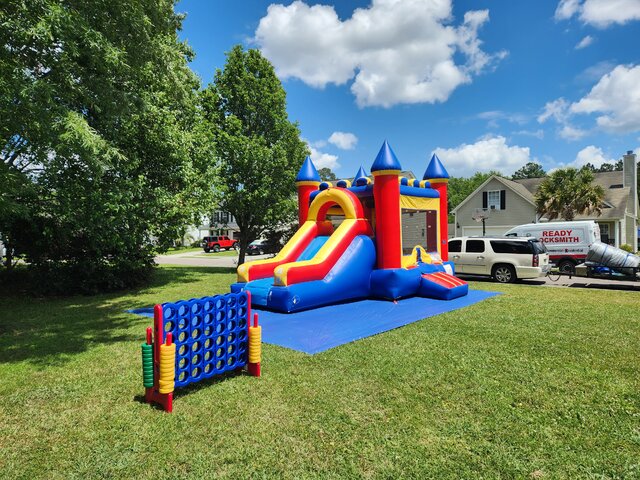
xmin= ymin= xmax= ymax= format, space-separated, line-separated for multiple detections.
xmin=452 ymin=151 xmax=638 ymax=251
xmin=182 ymin=211 xmax=240 ymax=245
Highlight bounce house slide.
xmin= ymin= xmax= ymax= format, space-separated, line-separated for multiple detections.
xmin=238 ymin=216 xmax=373 ymax=286
xmin=239 ymin=234 xmax=377 ymax=312
xmin=418 ymin=272 xmax=468 ymax=301
xmin=236 ymin=220 xmax=333 ymax=284
xmin=273 ymin=218 xmax=372 ymax=286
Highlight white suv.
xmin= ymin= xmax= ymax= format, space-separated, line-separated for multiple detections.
xmin=448 ymin=237 xmax=550 ymax=283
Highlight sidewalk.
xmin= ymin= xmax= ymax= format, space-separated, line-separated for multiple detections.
xmin=155 ymin=250 xmax=271 ymax=268
xmin=459 ymin=272 xmax=640 ymax=292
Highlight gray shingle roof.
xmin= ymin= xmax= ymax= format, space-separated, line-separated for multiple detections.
xmin=510 ymin=171 xmax=628 ymax=220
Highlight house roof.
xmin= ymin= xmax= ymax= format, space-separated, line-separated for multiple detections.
xmin=452 ymin=170 xmax=631 ymax=220
xmin=451 ymin=175 xmax=536 ymax=214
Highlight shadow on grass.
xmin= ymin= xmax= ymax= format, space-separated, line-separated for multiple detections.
xmin=133 ymin=369 xmax=248 ymax=408
xmin=0 ymin=265 xmax=235 ymax=366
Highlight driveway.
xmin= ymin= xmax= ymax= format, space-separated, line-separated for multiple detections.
xmin=155 ymin=250 xmax=273 ymax=268
xmin=457 ymin=272 xmax=640 ymax=292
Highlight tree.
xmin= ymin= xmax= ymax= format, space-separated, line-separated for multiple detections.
xmin=201 ymin=46 xmax=308 ymax=265
xmin=448 ymin=171 xmax=504 ymax=212
xmin=535 ymin=167 xmax=605 ymax=221
xmin=512 ymin=162 xmax=546 ymax=179
xmin=0 ymin=0 xmax=213 ymax=292
xmin=318 ymin=167 xmax=338 ymax=182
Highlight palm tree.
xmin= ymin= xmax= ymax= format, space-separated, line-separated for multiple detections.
xmin=535 ymin=167 xmax=605 ymax=221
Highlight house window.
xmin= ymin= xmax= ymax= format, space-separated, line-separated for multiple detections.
xmin=482 ymin=189 xmax=505 ymax=210
xmin=487 ymin=190 xmax=501 ymax=210
xmin=599 ymin=223 xmax=610 ymax=244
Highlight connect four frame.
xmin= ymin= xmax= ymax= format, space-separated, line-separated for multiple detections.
xmin=142 ymin=291 xmax=261 ymax=412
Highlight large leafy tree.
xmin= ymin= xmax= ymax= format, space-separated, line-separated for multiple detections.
xmin=0 ymin=0 xmax=213 ymax=292
xmin=318 ymin=167 xmax=338 ymax=182
xmin=512 ymin=162 xmax=546 ymax=179
xmin=535 ymin=167 xmax=605 ymax=221
xmin=201 ymin=45 xmax=308 ymax=264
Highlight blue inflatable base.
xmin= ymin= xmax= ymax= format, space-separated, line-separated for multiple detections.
xmin=254 ymin=289 xmax=499 ymax=354
xmin=127 ymin=289 xmax=499 ymax=355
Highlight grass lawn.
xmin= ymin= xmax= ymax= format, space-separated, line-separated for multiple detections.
xmin=0 ymin=266 xmax=638 ymax=479
xmin=193 ymin=249 xmax=239 ymax=258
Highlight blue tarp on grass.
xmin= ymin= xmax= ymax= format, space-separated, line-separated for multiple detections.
xmin=128 ymin=289 xmax=499 ymax=354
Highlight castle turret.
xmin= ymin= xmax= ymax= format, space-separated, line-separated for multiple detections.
xmin=423 ymin=153 xmax=450 ymax=260
xmin=296 ymin=156 xmax=321 ymax=227
xmin=353 ymin=166 xmax=371 ymax=186
xmin=371 ymin=141 xmax=402 ymax=269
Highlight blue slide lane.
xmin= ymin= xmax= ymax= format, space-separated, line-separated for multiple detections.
xmin=297 ymin=235 xmax=329 ymax=261
xmin=243 ymin=236 xmax=331 ymax=306
xmin=236 ymin=235 xmax=376 ymax=312
xmin=265 ymin=235 xmax=376 ymax=312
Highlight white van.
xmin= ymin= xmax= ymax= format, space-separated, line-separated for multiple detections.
xmin=504 ymin=220 xmax=600 ymax=273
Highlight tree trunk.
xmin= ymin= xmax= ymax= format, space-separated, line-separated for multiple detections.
xmin=237 ymin=234 xmax=249 ymax=266
xmin=4 ymin=243 xmax=13 ymax=271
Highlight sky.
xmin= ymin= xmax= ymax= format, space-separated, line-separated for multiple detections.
xmin=176 ymin=0 xmax=640 ymax=179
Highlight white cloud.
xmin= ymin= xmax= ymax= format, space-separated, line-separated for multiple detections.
xmin=573 ymin=145 xmax=613 ymax=167
xmin=555 ymin=0 xmax=640 ymax=27
xmin=328 ymin=131 xmax=358 ymax=150
xmin=538 ymin=98 xmax=570 ymax=124
xmin=555 ymin=0 xmax=581 ymax=20
xmin=537 ymin=98 xmax=588 ymax=138
xmin=433 ymin=135 xmax=532 ymax=176
xmin=559 ymin=125 xmax=588 ymax=140
xmin=308 ymin=145 xmax=340 ymax=170
xmin=513 ymin=129 xmax=544 ymax=139
xmin=571 ymin=64 xmax=640 ymax=133
xmin=575 ymin=35 xmax=594 ymax=49
xmin=575 ymin=60 xmax=617 ymax=84
xmin=255 ymin=0 xmax=506 ymax=108
xmin=477 ymin=110 xmax=528 ymax=126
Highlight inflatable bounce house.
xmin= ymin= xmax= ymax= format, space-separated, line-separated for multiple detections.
xmin=231 ymin=141 xmax=468 ymax=312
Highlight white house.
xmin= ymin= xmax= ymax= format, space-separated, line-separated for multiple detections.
xmin=452 ymin=151 xmax=638 ymax=251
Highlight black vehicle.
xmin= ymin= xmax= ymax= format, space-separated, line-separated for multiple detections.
xmin=247 ymin=239 xmax=279 ymax=256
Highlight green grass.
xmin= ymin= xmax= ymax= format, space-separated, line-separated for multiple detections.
xmin=194 ymin=249 xmax=239 ymax=257
xmin=1 ymin=267 xmax=638 ymax=479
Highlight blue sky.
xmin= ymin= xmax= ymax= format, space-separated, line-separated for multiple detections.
xmin=176 ymin=0 xmax=640 ymax=178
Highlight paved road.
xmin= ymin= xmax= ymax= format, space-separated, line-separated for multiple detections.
xmin=158 ymin=251 xmax=639 ymax=291
xmin=155 ymin=250 xmax=272 ymax=268
xmin=457 ymin=272 xmax=640 ymax=292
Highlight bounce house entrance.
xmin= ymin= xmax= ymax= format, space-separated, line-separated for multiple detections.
xmin=401 ymin=208 xmax=438 ymax=254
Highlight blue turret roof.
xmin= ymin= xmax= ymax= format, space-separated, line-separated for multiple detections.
xmin=423 ymin=153 xmax=449 ymax=180
xmin=354 ymin=166 xmax=368 ymax=181
xmin=371 ymin=140 xmax=402 ymax=172
xmin=296 ymin=156 xmax=321 ymax=182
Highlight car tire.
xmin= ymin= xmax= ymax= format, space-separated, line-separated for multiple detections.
xmin=233 ymin=243 xmax=239 ymax=251
xmin=558 ymin=260 xmax=576 ymax=275
xmin=213 ymin=245 xmax=220 ymax=253
xmin=492 ymin=264 xmax=516 ymax=283
xmin=259 ymin=249 xmax=264 ymax=255
xmin=204 ymin=247 xmax=210 ymax=253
